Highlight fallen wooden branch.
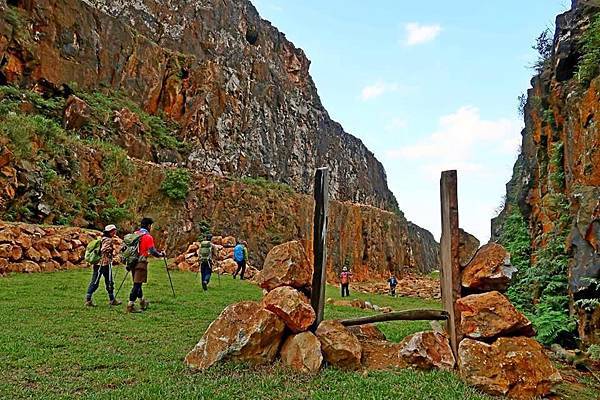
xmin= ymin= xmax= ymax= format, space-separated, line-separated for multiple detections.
xmin=340 ymin=309 xmax=449 ymax=327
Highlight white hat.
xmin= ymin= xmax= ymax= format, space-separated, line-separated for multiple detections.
xmin=104 ymin=224 xmax=117 ymax=232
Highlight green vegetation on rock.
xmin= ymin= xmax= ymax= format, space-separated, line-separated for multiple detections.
xmin=577 ymin=13 xmax=600 ymax=86
xmin=161 ymin=168 xmax=192 ymax=200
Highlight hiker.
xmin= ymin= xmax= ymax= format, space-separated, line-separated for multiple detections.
xmin=388 ymin=274 xmax=398 ymax=297
xmin=84 ymin=224 xmax=122 ymax=306
xmin=340 ymin=266 xmax=352 ymax=297
xmin=198 ymin=233 xmax=217 ymax=291
xmin=232 ymin=240 xmax=248 ymax=280
xmin=126 ymin=217 xmax=165 ymax=313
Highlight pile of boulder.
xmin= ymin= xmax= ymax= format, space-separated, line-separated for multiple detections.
xmin=326 ymin=297 xmax=393 ymax=314
xmin=351 ymin=273 xmax=441 ymax=299
xmin=456 ymin=243 xmax=562 ymax=399
xmin=171 ymin=235 xmax=259 ymax=279
xmin=0 ymin=221 xmax=99 ymax=275
xmin=184 ymin=240 xmax=455 ymax=374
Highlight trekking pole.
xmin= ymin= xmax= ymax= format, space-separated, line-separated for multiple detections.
xmin=163 ymin=256 xmax=176 ymax=298
xmin=115 ymin=269 xmax=129 ymax=298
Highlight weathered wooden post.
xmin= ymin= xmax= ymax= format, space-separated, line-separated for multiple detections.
xmin=440 ymin=170 xmax=461 ymax=359
xmin=311 ymin=167 xmax=329 ymax=330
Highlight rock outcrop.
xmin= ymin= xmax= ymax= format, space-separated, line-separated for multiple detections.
xmin=458 ymin=337 xmax=561 ymax=399
xmin=280 ymin=332 xmax=323 ymax=373
xmin=0 ymin=0 xmax=441 ymax=279
xmin=456 ymin=291 xmax=534 ymax=340
xmin=491 ymin=1 xmax=600 ymax=344
xmin=184 ymin=301 xmax=285 ymax=370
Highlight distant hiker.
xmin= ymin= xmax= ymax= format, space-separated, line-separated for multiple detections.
xmin=84 ymin=225 xmax=121 ymax=307
xmin=126 ymin=218 xmax=165 ymax=313
xmin=388 ymin=274 xmax=398 ymax=297
xmin=198 ymin=233 xmax=217 ymax=291
xmin=340 ymin=266 xmax=352 ymax=297
xmin=232 ymin=240 xmax=249 ymax=280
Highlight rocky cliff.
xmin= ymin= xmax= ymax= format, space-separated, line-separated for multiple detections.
xmin=0 ymin=0 xmax=440 ymax=277
xmin=493 ymin=0 xmax=600 ymax=345
xmin=0 ymin=0 xmax=397 ymax=211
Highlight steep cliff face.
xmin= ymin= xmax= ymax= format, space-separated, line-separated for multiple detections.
xmin=0 ymin=0 xmax=440 ymax=277
xmin=0 ymin=0 xmax=397 ymax=211
xmin=493 ymin=0 xmax=600 ymax=345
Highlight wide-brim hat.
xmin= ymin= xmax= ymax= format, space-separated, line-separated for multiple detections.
xmin=104 ymin=224 xmax=117 ymax=232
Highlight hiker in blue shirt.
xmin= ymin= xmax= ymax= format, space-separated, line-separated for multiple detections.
xmin=233 ymin=240 xmax=248 ymax=280
xmin=388 ymin=274 xmax=398 ymax=297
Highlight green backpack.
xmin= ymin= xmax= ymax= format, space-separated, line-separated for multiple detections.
xmin=84 ymin=238 xmax=102 ymax=265
xmin=122 ymin=232 xmax=145 ymax=270
xmin=199 ymin=240 xmax=212 ymax=262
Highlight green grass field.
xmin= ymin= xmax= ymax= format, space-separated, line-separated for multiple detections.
xmin=0 ymin=262 xmax=497 ymax=399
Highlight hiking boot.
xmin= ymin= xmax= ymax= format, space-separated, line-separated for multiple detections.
xmin=126 ymin=304 xmax=141 ymax=313
xmin=202 ymin=281 xmax=208 ymax=291
xmin=109 ymin=299 xmax=122 ymax=306
xmin=140 ymin=299 xmax=149 ymax=311
xmin=84 ymin=300 xmax=96 ymax=307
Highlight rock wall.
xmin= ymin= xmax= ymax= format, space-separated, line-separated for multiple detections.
xmin=0 ymin=0 xmax=398 ymax=212
xmin=493 ymin=0 xmax=600 ymax=344
xmin=0 ymin=221 xmax=98 ymax=275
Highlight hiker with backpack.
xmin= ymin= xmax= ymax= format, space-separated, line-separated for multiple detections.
xmin=340 ymin=266 xmax=352 ymax=297
xmin=84 ymin=225 xmax=121 ymax=307
xmin=388 ymin=273 xmax=398 ymax=297
xmin=124 ymin=217 xmax=165 ymax=313
xmin=232 ymin=240 xmax=248 ymax=280
xmin=198 ymin=233 xmax=217 ymax=291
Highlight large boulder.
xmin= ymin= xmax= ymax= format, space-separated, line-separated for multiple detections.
xmin=315 ymin=320 xmax=362 ymax=370
xmin=459 ymin=228 xmax=480 ymax=267
xmin=280 ymin=331 xmax=323 ymax=373
xmin=456 ymin=291 xmax=534 ymax=340
xmin=259 ymin=241 xmax=313 ymax=292
xmin=184 ymin=301 xmax=285 ymax=371
xmin=222 ymin=236 xmax=236 ymax=247
xmin=462 ymin=243 xmax=516 ymax=292
xmin=399 ymin=331 xmax=455 ymax=370
xmin=262 ymin=286 xmax=315 ymax=333
xmin=458 ymin=337 xmax=561 ymax=399
xmin=348 ymin=324 xmax=387 ymax=341
xmin=360 ymin=340 xmax=406 ymax=370
xmin=219 ymin=258 xmax=238 ymax=275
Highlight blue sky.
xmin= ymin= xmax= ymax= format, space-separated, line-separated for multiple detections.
xmin=253 ymin=0 xmax=569 ymax=242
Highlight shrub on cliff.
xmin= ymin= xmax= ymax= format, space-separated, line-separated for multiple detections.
xmin=577 ymin=13 xmax=600 ymax=86
xmin=161 ymin=168 xmax=191 ymax=200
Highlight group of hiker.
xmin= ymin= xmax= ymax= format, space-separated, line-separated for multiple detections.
xmin=83 ymin=218 xmax=250 ymax=312
xmin=339 ymin=267 xmax=398 ymax=297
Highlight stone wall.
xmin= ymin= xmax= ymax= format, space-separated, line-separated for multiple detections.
xmin=0 ymin=221 xmax=98 ymax=275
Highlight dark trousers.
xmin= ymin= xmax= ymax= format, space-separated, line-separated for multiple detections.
xmin=234 ymin=260 xmax=246 ymax=279
xmin=341 ymin=283 xmax=350 ymax=297
xmin=129 ymin=282 xmax=143 ymax=302
xmin=390 ymin=286 xmax=397 ymax=296
xmin=201 ymin=260 xmax=212 ymax=284
xmin=86 ymin=265 xmax=115 ymax=301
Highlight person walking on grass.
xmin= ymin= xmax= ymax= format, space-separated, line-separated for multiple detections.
xmin=388 ymin=273 xmax=398 ymax=297
xmin=127 ymin=218 xmax=165 ymax=313
xmin=198 ymin=233 xmax=217 ymax=291
xmin=85 ymin=225 xmax=122 ymax=307
xmin=340 ymin=266 xmax=352 ymax=297
xmin=232 ymin=240 xmax=248 ymax=280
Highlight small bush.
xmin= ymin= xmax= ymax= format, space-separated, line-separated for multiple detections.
xmin=577 ymin=14 xmax=600 ymax=86
xmin=532 ymin=28 xmax=553 ymax=73
xmin=241 ymin=176 xmax=294 ymax=194
xmin=161 ymin=168 xmax=191 ymax=200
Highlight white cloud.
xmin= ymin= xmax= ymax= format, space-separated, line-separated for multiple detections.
xmin=360 ymin=81 xmax=400 ymax=101
xmin=404 ymin=23 xmax=442 ymax=46
xmin=386 ymin=106 xmax=521 ymax=179
xmin=385 ymin=117 xmax=408 ymax=132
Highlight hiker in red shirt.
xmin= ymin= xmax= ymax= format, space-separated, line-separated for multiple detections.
xmin=340 ymin=266 xmax=352 ymax=297
xmin=127 ymin=217 xmax=165 ymax=313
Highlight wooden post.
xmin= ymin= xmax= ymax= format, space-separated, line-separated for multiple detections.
xmin=310 ymin=167 xmax=329 ymax=330
xmin=440 ymin=170 xmax=461 ymax=360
